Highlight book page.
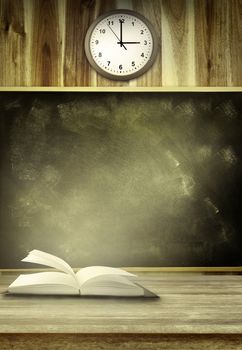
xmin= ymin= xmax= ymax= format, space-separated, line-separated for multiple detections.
xmin=8 ymin=272 xmax=79 ymax=290
xmin=22 ymin=250 xmax=75 ymax=277
xmin=76 ymin=266 xmax=137 ymax=286
xmin=80 ymin=274 xmax=144 ymax=296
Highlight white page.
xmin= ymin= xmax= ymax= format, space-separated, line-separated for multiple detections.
xmin=81 ymin=274 xmax=138 ymax=288
xmin=8 ymin=272 xmax=79 ymax=295
xmin=22 ymin=250 xmax=75 ymax=277
xmin=8 ymin=271 xmax=79 ymax=290
xmin=76 ymin=266 xmax=137 ymax=286
xmin=81 ymin=275 xmax=144 ymax=296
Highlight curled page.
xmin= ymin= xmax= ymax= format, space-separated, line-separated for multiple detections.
xmin=76 ymin=266 xmax=137 ymax=285
xmin=22 ymin=249 xmax=75 ymax=277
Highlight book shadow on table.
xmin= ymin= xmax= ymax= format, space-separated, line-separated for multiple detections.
xmin=3 ymin=291 xmax=159 ymax=301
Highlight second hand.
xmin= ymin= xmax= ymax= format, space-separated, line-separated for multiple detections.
xmin=107 ymin=24 xmax=127 ymax=50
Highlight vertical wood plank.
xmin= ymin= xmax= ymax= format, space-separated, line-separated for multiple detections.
xmin=195 ymin=0 xmax=231 ymax=86
xmin=0 ymin=0 xmax=26 ymax=86
xmin=161 ymin=0 xmax=196 ymax=86
xmin=58 ymin=0 xmax=66 ymax=87
xmin=64 ymin=0 xmax=99 ymax=86
xmin=31 ymin=0 xmax=61 ymax=86
xmin=229 ymin=0 xmax=242 ymax=86
xmin=194 ymin=0 xmax=209 ymax=86
xmin=23 ymin=0 xmax=33 ymax=86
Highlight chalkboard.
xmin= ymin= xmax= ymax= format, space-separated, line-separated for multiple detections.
xmin=0 ymin=91 xmax=242 ymax=268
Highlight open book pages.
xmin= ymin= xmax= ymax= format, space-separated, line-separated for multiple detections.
xmin=7 ymin=250 xmax=157 ymax=297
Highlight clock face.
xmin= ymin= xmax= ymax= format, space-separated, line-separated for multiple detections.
xmin=85 ymin=10 xmax=158 ymax=80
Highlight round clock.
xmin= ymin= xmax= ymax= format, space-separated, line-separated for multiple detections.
xmin=84 ymin=9 xmax=158 ymax=81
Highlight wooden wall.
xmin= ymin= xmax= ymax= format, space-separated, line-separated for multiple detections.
xmin=0 ymin=0 xmax=241 ymax=87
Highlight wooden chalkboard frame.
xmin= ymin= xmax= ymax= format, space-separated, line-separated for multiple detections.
xmin=0 ymin=86 xmax=242 ymax=272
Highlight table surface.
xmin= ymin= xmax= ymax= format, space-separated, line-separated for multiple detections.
xmin=1 ymin=271 xmax=242 ymax=334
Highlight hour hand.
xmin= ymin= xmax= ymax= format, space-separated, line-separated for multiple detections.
xmin=117 ymin=41 xmax=141 ymax=44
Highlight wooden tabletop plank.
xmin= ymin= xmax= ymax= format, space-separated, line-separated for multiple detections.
xmin=1 ymin=272 xmax=242 ymax=334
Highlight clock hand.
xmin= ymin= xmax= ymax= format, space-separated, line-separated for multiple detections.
xmin=119 ymin=19 xmax=122 ymax=46
xmin=107 ymin=23 xmax=127 ymax=50
xmin=119 ymin=19 xmax=127 ymax=50
xmin=117 ymin=41 xmax=141 ymax=44
xmin=107 ymin=24 xmax=120 ymax=41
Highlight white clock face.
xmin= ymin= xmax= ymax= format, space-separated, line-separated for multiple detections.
xmin=85 ymin=10 xmax=158 ymax=80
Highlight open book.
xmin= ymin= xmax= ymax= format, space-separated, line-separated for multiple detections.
xmin=8 ymin=250 xmax=157 ymax=297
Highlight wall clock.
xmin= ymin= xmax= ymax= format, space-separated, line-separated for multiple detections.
xmin=84 ymin=9 xmax=158 ymax=81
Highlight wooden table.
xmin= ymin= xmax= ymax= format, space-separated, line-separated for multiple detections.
xmin=1 ymin=271 xmax=242 ymax=349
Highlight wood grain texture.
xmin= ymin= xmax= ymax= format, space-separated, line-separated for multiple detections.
xmin=0 ymin=0 xmax=241 ymax=87
xmin=64 ymin=0 xmax=97 ymax=86
xmin=31 ymin=0 xmax=62 ymax=85
xmin=1 ymin=272 xmax=242 ymax=333
xmin=1 ymin=334 xmax=242 ymax=350
xmin=0 ymin=0 xmax=26 ymax=86
xmin=195 ymin=0 xmax=242 ymax=86
xmin=195 ymin=0 xmax=228 ymax=86
xmin=161 ymin=0 xmax=195 ymax=86
xmin=229 ymin=0 xmax=242 ymax=86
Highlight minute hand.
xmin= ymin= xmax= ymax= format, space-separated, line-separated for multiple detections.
xmin=117 ymin=20 xmax=127 ymax=50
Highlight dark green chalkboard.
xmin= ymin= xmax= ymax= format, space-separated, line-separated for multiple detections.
xmin=0 ymin=92 xmax=242 ymax=268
